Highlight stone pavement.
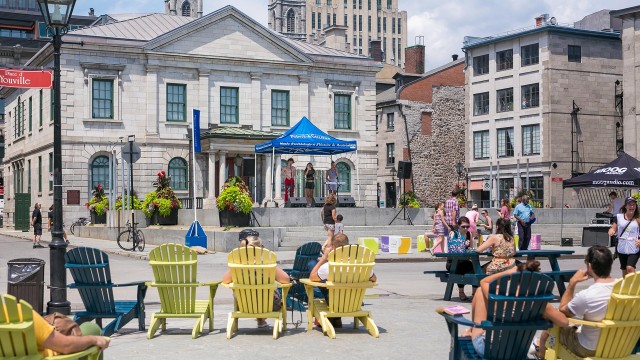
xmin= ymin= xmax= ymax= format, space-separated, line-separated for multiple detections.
xmin=0 ymin=229 xmax=592 ymax=359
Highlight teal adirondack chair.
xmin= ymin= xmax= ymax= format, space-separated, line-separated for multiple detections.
xmin=65 ymin=247 xmax=147 ymax=336
xmin=437 ymin=272 xmax=555 ymax=360
xmin=283 ymin=242 xmax=322 ymax=310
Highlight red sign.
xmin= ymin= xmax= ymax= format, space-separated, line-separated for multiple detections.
xmin=0 ymin=69 xmax=52 ymax=89
xmin=552 ymin=177 xmax=563 ymax=182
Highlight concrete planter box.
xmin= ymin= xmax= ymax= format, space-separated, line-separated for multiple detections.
xmin=219 ymin=210 xmax=250 ymax=227
xmin=91 ymin=212 xmax=106 ymax=224
xmin=149 ymin=207 xmax=179 ymax=226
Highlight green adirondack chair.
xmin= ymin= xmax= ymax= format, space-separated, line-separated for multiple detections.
xmin=146 ymin=244 xmax=221 ymax=339
xmin=0 ymin=294 xmax=105 ymax=360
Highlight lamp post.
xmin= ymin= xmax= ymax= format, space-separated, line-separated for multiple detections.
xmin=455 ymin=162 xmax=469 ymax=207
xmin=390 ymin=167 xmax=397 ymax=207
xmin=38 ymin=0 xmax=77 ymax=315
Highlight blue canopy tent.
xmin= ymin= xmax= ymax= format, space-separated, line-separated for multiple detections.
xmin=255 ymin=116 xmax=360 ymax=204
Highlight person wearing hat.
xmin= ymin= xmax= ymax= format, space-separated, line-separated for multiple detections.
xmin=608 ymin=196 xmax=640 ymax=277
xmin=281 ymin=158 xmax=296 ymax=203
xmin=464 ymin=204 xmax=480 ymax=247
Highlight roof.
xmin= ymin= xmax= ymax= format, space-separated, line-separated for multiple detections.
xmin=279 ymin=36 xmax=366 ymax=59
xmin=421 ymin=58 xmax=465 ymax=78
xmin=611 ymin=6 xmax=640 ymax=18
xmin=376 ymin=86 xmax=397 ymax=104
xmin=201 ymin=127 xmax=280 ymax=140
xmin=376 ymin=63 xmax=404 ymax=85
xmin=463 ymin=24 xmax=620 ymax=50
xmin=68 ymin=13 xmax=195 ymax=41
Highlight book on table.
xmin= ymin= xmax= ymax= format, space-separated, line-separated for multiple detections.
xmin=443 ymin=305 xmax=470 ymax=316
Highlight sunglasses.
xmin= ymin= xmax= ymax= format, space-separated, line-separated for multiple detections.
xmin=459 ymin=225 xmax=470 ymax=229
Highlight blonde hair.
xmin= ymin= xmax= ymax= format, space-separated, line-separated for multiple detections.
xmin=239 ymin=235 xmax=262 ymax=247
xmin=325 ymin=194 xmax=337 ymax=205
xmin=332 ymin=233 xmax=349 ymax=248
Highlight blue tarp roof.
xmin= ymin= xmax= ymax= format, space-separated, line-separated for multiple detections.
xmin=255 ymin=117 xmax=357 ymax=155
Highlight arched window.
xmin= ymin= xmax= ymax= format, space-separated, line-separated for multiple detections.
xmin=181 ymin=1 xmax=191 ymax=17
xmin=168 ymin=157 xmax=188 ymax=190
xmin=91 ymin=156 xmax=110 ymax=190
xmin=336 ymin=162 xmax=351 ymax=192
xmin=286 ymin=9 xmax=295 ymax=33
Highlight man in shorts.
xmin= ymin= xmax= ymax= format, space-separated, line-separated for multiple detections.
xmin=31 ymin=203 xmax=44 ymax=248
xmin=281 ymin=158 xmax=295 ymax=203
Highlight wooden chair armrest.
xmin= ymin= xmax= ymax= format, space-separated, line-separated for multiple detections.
xmin=277 ymin=283 xmax=293 ymax=289
xmin=47 ymin=343 xmax=104 ymax=360
xmin=435 ymin=308 xmax=475 ymax=327
xmin=568 ymin=318 xmax=640 ymax=328
xmin=144 ymin=282 xmax=201 ymax=288
xmin=113 ymin=281 xmax=148 ymax=288
xmin=201 ymin=281 xmax=222 ymax=287
xmin=299 ymin=279 xmax=326 ymax=287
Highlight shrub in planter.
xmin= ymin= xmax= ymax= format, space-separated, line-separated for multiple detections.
xmin=142 ymin=171 xmax=182 ymax=223
xmin=85 ymin=184 xmax=109 ymax=216
xmin=217 ymin=176 xmax=252 ymax=226
xmin=399 ymin=190 xmax=420 ymax=208
xmin=115 ymin=195 xmax=143 ymax=210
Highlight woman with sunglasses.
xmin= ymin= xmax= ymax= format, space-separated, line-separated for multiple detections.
xmin=446 ymin=216 xmax=476 ymax=301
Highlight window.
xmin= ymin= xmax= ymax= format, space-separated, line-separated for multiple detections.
xmin=92 ymin=79 xmax=114 ymax=119
xmin=344 ymin=0 xmax=347 ymax=8
xmin=568 ymin=45 xmax=581 ymax=63
xmin=168 ymin=157 xmax=188 ymax=190
xmin=327 ymin=14 xmax=330 ymax=27
xmin=312 ymin=12 xmax=316 ymax=28
xmin=498 ymin=178 xmax=514 ymax=202
xmin=333 ymin=13 xmax=336 ymax=25
xmin=181 ymin=1 xmax=191 ymax=17
xmin=28 ymin=97 xmax=32 ymax=132
xmin=383 ymin=17 xmax=386 ymax=32
xmin=497 ymin=127 xmax=514 ymax=158
xmin=359 ymin=15 xmax=362 ymax=31
xmin=377 ymin=17 xmax=380 ymax=32
xmin=387 ymin=112 xmax=394 ymax=129
xmin=27 ymin=159 xmax=31 ymax=193
xmin=353 ymin=15 xmax=356 ymax=30
xmin=166 ymin=84 xmax=186 ymax=122
xmin=38 ymin=89 xmax=43 ymax=127
xmin=377 ymin=0 xmax=381 ymax=8
xmin=344 ymin=14 xmax=347 ymax=26
xmin=38 ymin=156 xmax=42 ymax=193
xmin=286 ymin=9 xmax=295 ymax=32
xmin=473 ymin=130 xmax=490 ymax=160
xmin=48 ymin=152 xmax=53 ymax=191
xmin=317 ymin=12 xmax=321 ymax=29
xmin=521 ymin=43 xmax=539 ymax=66
xmin=392 ymin=18 xmax=395 ymax=33
xmin=521 ymin=176 xmax=544 ymax=206
xmin=387 ymin=0 xmax=391 ymax=9
xmin=397 ymin=18 xmax=401 ymax=34
xmin=220 ymin=87 xmax=239 ymax=124
xmin=334 ymin=94 xmax=351 ymax=129
xmin=521 ymin=83 xmax=539 ymax=109
xmin=336 ymin=162 xmax=351 ymax=192
xmin=353 ymin=0 xmax=356 ymax=8
xmin=386 ymin=143 xmax=395 ymax=165
xmin=368 ymin=0 xmax=371 ymax=10
xmin=271 ymin=90 xmax=290 ymax=126
xmin=91 ymin=156 xmax=110 ymax=190
xmin=327 ymin=0 xmax=332 ymax=4
xmin=398 ymin=40 xmax=402 ymax=62
xmin=473 ymin=54 xmax=489 ymax=75
xmin=473 ymin=92 xmax=489 ymax=116
xmin=359 ymin=0 xmax=362 ymax=9
xmin=368 ymin=16 xmax=371 ymax=31
xmin=496 ymin=88 xmax=513 ymax=113
xmin=522 ymin=124 xmax=540 ymax=156
xmin=496 ymin=49 xmax=513 ymax=71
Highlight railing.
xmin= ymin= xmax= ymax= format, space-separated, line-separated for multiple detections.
xmin=179 ymin=197 xmax=203 ymax=210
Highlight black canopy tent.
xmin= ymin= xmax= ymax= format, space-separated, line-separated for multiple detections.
xmin=560 ymin=152 xmax=640 ymax=241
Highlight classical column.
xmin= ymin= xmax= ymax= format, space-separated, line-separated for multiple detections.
xmin=198 ymin=70 xmax=210 ymax=127
xmin=274 ymin=155 xmax=283 ymax=205
xmin=145 ymin=65 xmax=159 ymax=135
xmin=262 ymin=155 xmax=273 ymax=206
xmin=298 ymin=75 xmax=310 ymax=118
xmin=207 ymin=151 xmax=216 ymax=200
xmin=218 ymin=151 xmax=227 ymax=192
xmin=250 ymin=73 xmax=262 ymax=130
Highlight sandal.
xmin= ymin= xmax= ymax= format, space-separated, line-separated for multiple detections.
xmin=459 ymin=291 xmax=470 ymax=302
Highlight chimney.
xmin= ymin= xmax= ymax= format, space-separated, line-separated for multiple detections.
xmin=324 ymin=25 xmax=349 ymax=52
xmin=452 ymin=54 xmax=458 ymax=61
xmin=370 ymin=39 xmax=382 ymax=62
xmin=535 ymin=14 xmax=549 ymax=27
xmin=88 ymin=8 xmax=95 ymax=16
xmin=405 ymin=45 xmax=425 ymax=74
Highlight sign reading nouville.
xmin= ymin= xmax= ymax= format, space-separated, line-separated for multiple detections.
xmin=0 ymin=69 xmax=53 ymax=89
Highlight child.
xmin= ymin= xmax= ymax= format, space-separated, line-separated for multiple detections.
xmin=334 ymin=214 xmax=344 ymax=234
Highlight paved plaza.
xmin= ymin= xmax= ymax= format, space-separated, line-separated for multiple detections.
xmin=0 ymin=231 xmax=592 ymax=359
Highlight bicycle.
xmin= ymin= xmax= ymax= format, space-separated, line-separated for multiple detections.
xmin=69 ymin=217 xmax=90 ymax=235
xmin=117 ymin=220 xmax=145 ymax=252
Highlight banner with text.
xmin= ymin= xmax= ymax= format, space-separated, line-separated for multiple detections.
xmin=0 ymin=69 xmax=53 ymax=89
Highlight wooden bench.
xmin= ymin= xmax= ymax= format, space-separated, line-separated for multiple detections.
xmin=424 ymin=270 xmax=486 ymax=287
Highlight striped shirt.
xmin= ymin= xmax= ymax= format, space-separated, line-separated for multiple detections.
xmin=444 ymin=197 xmax=460 ymax=226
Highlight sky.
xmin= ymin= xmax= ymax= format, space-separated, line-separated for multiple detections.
xmin=73 ymin=0 xmax=639 ymax=70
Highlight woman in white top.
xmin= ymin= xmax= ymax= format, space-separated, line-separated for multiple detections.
xmin=608 ymin=196 xmax=640 ymax=277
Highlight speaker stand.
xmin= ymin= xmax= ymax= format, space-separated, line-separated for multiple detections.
xmin=250 ymin=210 xmax=261 ymax=227
xmin=389 ymin=178 xmax=414 ymax=226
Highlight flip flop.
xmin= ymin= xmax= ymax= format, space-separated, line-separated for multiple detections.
xmin=459 ymin=292 xmax=470 ymax=302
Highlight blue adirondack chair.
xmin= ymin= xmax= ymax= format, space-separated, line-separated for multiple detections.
xmin=283 ymin=242 xmax=322 ymax=310
xmin=437 ymin=272 xmax=555 ymax=360
xmin=65 ymin=247 xmax=147 ymax=336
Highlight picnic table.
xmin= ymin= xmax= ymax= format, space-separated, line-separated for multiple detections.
xmin=429 ymin=249 xmax=576 ymax=301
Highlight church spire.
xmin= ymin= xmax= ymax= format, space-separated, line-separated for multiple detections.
xmin=165 ymin=0 xmax=202 ymax=18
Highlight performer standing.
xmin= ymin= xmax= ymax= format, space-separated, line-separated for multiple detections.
xmin=304 ymin=162 xmax=316 ymax=207
xmin=326 ymin=161 xmax=338 ymax=195
xmin=281 ymin=158 xmax=295 ymax=203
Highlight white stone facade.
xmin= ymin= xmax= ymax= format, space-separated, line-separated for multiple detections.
xmin=0 ymin=7 xmax=380 ymax=228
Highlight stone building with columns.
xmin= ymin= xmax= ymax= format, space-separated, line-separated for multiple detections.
xmin=0 ymin=5 xmax=380 ymax=228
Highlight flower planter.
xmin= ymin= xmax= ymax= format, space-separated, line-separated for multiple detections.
xmin=219 ymin=209 xmax=250 ymax=227
xmin=151 ymin=207 xmax=179 ymax=225
xmin=91 ymin=212 xmax=107 ymax=225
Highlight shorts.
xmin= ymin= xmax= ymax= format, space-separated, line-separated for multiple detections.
xmin=618 ymin=252 xmax=640 ymax=270
xmin=472 ymin=333 xmax=485 ymax=357
xmin=34 ymin=224 xmax=42 ymax=236
xmin=305 ymin=182 xmax=315 ymax=190
xmin=559 ymin=326 xmax=596 ymax=358
xmin=324 ymin=224 xmax=335 ymax=232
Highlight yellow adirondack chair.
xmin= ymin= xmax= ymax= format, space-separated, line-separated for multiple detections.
xmin=0 ymin=294 xmax=105 ymax=360
xmin=545 ymin=271 xmax=640 ymax=360
xmin=222 ymin=246 xmax=292 ymax=339
xmin=300 ymin=244 xmax=379 ymax=339
xmin=146 ymin=243 xmax=221 ymax=339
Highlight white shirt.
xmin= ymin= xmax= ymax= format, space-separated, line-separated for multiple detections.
xmin=316 ymin=263 xmax=374 ymax=281
xmin=616 ymin=214 xmax=640 ymax=255
xmin=567 ymin=281 xmax=615 ymax=351
xmin=334 ymin=223 xmax=344 ymax=234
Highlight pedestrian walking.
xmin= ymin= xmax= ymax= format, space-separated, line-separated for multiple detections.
xmin=608 ymin=196 xmax=640 ymax=277
xmin=513 ymin=195 xmax=535 ymax=250
xmin=31 ymin=203 xmax=44 ymax=248
xmin=444 ymin=191 xmax=460 ymax=231
xmin=465 ymin=204 xmax=480 ymax=247
xmin=428 ymin=202 xmax=448 ymax=254
xmin=320 ymin=194 xmax=337 ymax=252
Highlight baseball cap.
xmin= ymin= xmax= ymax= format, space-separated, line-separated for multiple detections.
xmin=625 ymin=196 xmax=637 ymax=204
xmin=239 ymin=229 xmax=259 ymax=241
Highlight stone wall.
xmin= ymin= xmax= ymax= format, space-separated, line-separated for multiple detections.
xmin=409 ymin=86 xmax=465 ymax=206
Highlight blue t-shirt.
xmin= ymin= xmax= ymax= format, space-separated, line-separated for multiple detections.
xmin=514 ymin=203 xmax=534 ymax=223
xmin=448 ymin=231 xmax=468 ymax=254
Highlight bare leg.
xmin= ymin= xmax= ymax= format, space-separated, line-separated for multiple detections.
xmin=536 ymin=330 xmax=549 ymax=358
xmin=470 ymin=284 xmax=486 ymax=339
xmin=323 ymin=229 xmax=334 ymax=250
xmin=430 ymin=235 xmax=444 ymax=254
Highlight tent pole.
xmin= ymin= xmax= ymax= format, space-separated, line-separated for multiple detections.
xmin=356 ymin=149 xmax=361 ymax=205
xmin=271 ymin=147 xmax=275 ymax=203
xmin=560 ymin=188 xmax=564 ymax=244
xmin=254 ymin=152 xmax=258 ymax=206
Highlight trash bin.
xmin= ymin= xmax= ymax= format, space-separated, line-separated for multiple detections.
xmin=7 ymin=258 xmax=46 ymax=314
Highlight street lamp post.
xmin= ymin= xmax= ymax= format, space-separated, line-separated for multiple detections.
xmin=38 ymin=0 xmax=77 ymax=315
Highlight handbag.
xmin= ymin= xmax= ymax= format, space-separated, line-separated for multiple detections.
xmin=43 ymin=312 xmax=82 ymax=336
